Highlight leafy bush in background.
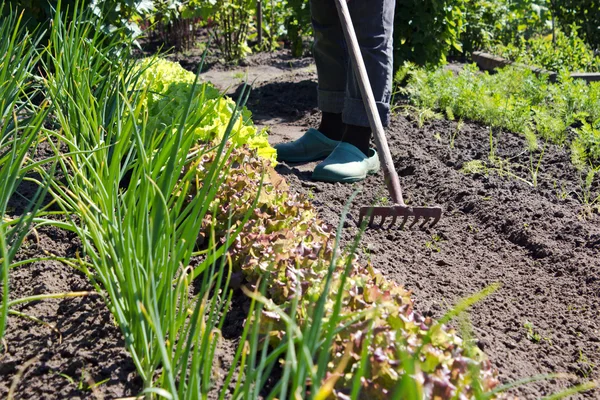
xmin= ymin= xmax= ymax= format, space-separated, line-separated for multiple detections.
xmin=550 ymin=0 xmax=600 ymax=50
xmin=394 ymin=0 xmax=467 ymax=67
xmin=460 ymin=0 xmax=552 ymax=56
xmin=285 ymin=0 xmax=312 ymax=57
xmin=2 ymin=0 xmax=154 ymax=39
xmin=491 ymin=27 xmax=600 ymax=73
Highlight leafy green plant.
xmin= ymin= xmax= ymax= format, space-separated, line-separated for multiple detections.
xmin=394 ymin=0 xmax=467 ymax=67
xmin=135 ymin=58 xmax=277 ymax=163
xmin=491 ymin=27 xmax=600 ymax=73
xmin=285 ymin=0 xmax=311 ymax=57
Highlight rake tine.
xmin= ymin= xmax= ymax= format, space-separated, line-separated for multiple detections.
xmin=389 ymin=214 xmax=398 ymax=228
xmin=419 ymin=217 xmax=429 ymax=229
xmin=409 ymin=215 xmax=420 ymax=229
xmin=399 ymin=215 xmax=408 ymax=230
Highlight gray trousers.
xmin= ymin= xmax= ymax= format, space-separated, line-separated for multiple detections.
xmin=310 ymin=0 xmax=395 ymax=127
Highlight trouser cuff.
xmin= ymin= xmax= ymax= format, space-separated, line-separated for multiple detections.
xmin=342 ymin=97 xmax=390 ymax=127
xmin=317 ymin=88 xmax=345 ymax=114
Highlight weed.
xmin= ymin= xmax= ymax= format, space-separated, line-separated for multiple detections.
xmin=461 ymin=129 xmax=538 ymax=188
xmin=461 ymin=160 xmax=488 ymax=175
xmin=450 ymin=119 xmax=464 ymax=149
xmin=575 ymin=166 xmax=600 ymax=215
xmin=554 ymin=180 xmax=569 ymax=201
xmin=57 ymin=368 xmax=109 ymax=392
xmin=233 ymin=71 xmax=246 ymax=81
xmin=402 ymin=105 xmax=443 ymax=128
xmin=376 ymin=195 xmax=391 ymax=206
xmin=528 ymin=144 xmax=546 ymax=188
xmin=524 ymin=321 xmax=552 ymax=345
xmin=524 ymin=321 xmax=542 ymax=343
xmin=576 ymin=350 xmax=596 ymax=379
xmin=425 ymin=234 xmax=444 ymax=252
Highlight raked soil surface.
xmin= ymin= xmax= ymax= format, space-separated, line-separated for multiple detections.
xmin=212 ymin=50 xmax=600 ymax=398
xmin=2 ymin=49 xmax=599 ymax=399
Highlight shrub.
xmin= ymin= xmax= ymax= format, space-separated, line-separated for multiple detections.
xmin=550 ymin=0 xmax=600 ymax=50
xmin=2 ymin=0 xmax=153 ymax=40
xmin=490 ymin=27 xmax=600 ymax=73
xmin=394 ymin=0 xmax=467 ymax=67
xmin=460 ymin=0 xmax=552 ymax=55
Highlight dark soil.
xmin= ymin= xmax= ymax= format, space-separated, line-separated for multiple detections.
xmin=0 ymin=225 xmax=141 ymax=398
xmin=254 ymin=52 xmax=600 ymax=399
xmin=3 ymin=48 xmax=599 ymax=399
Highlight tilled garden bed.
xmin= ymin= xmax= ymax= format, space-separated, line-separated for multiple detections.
xmin=2 ymin=50 xmax=599 ymax=399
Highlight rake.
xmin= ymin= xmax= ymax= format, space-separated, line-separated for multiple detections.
xmin=334 ymin=0 xmax=442 ymax=229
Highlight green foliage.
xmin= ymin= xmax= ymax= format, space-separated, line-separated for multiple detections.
xmin=0 ymin=7 xmax=48 ymax=343
xmin=259 ymin=0 xmax=290 ymax=51
xmin=550 ymin=0 xmax=600 ymax=49
xmin=2 ymin=0 xmax=153 ymax=40
xmin=38 ymin=7 xmax=251 ymax=396
xmin=491 ymin=27 xmax=600 ymax=73
xmin=285 ymin=0 xmax=311 ymax=57
xmin=394 ymin=0 xmax=467 ymax=67
xmin=199 ymin=0 xmax=255 ymax=60
xmin=460 ymin=0 xmax=552 ymax=55
xmin=402 ymin=64 xmax=600 ymax=167
xmin=135 ymin=58 xmax=277 ymax=163
xmin=574 ymin=120 xmax=600 ymax=165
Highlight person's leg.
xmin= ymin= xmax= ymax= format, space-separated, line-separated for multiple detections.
xmin=273 ymin=0 xmax=348 ymax=163
xmin=342 ymin=0 xmax=396 ymax=155
xmin=310 ymin=0 xmax=348 ymax=140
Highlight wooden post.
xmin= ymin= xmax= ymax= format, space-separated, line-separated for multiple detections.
xmin=257 ymin=0 xmax=263 ymax=47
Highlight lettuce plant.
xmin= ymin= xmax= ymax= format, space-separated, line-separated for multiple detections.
xmin=136 ymin=58 xmax=277 ymax=163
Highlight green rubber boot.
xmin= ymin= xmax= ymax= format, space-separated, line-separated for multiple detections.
xmin=312 ymin=142 xmax=380 ymax=183
xmin=274 ymin=128 xmax=340 ymax=163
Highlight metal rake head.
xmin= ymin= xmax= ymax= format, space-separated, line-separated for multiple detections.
xmin=358 ymin=205 xmax=442 ymax=229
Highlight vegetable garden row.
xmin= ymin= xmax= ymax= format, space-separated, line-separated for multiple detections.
xmin=1 ymin=7 xmax=503 ymax=400
xmin=2 ymin=1 xmax=600 ymax=399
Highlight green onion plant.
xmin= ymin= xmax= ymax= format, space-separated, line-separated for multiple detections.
xmin=0 ymin=7 xmax=49 ymax=343
xmin=32 ymin=3 xmax=258 ymax=398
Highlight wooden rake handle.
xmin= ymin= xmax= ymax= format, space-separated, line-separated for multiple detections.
xmin=333 ymin=0 xmax=406 ymax=206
